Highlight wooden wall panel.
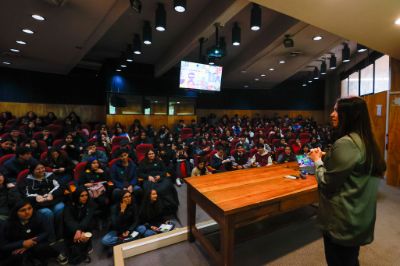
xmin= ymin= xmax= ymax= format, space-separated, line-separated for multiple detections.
xmin=0 ymin=102 xmax=106 ymax=122
xmin=106 ymin=115 xmax=197 ymax=130
xmin=362 ymin=91 xmax=387 ymax=158
xmin=387 ymin=58 xmax=400 ymax=186
xmin=196 ymin=109 xmax=326 ymax=124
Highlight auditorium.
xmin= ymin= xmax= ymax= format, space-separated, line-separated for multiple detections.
xmin=0 ymin=1 xmax=399 ymax=266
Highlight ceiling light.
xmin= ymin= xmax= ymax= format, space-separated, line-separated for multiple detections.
xmin=133 ymin=34 xmax=142 ymax=54
xmin=116 ymin=69 xmax=121 ymax=72
xmin=155 ymin=3 xmax=166 ymax=31
xmin=176 ymin=101 xmax=181 ymax=104
xmin=32 ymin=14 xmax=45 ymax=21
xmin=313 ymin=67 xmax=320 ymax=80
xmin=244 ymin=85 xmax=249 ymax=88
xmin=254 ymin=78 xmax=259 ymax=81
xmin=126 ymin=58 xmax=133 ymax=62
xmin=320 ymin=60 xmax=327 ymax=75
xmin=250 ymin=4 xmax=261 ymax=31
xmin=357 ymin=44 xmax=368 ymax=53
xmin=260 ymin=74 xmax=266 ymax=77
xmin=232 ymin=22 xmax=241 ymax=46
xmin=342 ymin=43 xmax=350 ymax=63
xmin=120 ymin=64 xmax=127 ymax=68
xmin=329 ymin=54 xmax=337 ymax=69
xmin=283 ymin=34 xmax=294 ymax=48
xmin=130 ymin=0 xmax=142 ymax=13
xmin=241 ymin=70 xmax=247 ymax=73
xmin=302 ymin=82 xmax=307 ymax=87
xmin=279 ymin=60 xmax=285 ymax=64
xmin=10 ymin=48 xmax=20 ymax=53
xmin=269 ymin=68 xmax=275 ymax=71
xmin=16 ymin=40 xmax=26 ymax=45
xmin=312 ymin=35 xmax=322 ymax=41
xmin=174 ymin=0 xmax=186 ymax=13
xmin=2 ymin=61 xmax=11 ymax=65
xmin=143 ymin=21 xmax=152 ymax=45
xmin=308 ymin=79 xmax=313 ymax=83
xmin=395 ymin=18 xmax=400 ymax=25
xmin=22 ymin=28 xmax=34 ymax=34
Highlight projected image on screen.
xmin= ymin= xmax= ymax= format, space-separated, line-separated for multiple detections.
xmin=179 ymin=61 xmax=222 ymax=91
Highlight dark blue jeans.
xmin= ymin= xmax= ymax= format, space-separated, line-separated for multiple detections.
xmin=323 ymin=234 xmax=360 ymax=266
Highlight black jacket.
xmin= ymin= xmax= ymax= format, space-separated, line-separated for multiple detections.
xmin=110 ymin=203 xmax=139 ymax=234
xmin=63 ymin=201 xmax=95 ymax=236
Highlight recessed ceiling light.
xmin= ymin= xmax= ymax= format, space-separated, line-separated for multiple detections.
xmin=279 ymin=60 xmax=285 ymax=64
xmin=241 ymin=70 xmax=247 ymax=73
xmin=10 ymin=48 xmax=20 ymax=53
xmin=116 ymin=69 xmax=121 ymax=72
xmin=16 ymin=40 xmax=26 ymax=45
xmin=120 ymin=64 xmax=127 ymax=68
xmin=2 ymin=61 xmax=11 ymax=65
xmin=176 ymin=101 xmax=181 ymax=104
xmin=312 ymin=35 xmax=323 ymax=41
xmin=302 ymin=83 xmax=307 ymax=87
xmin=126 ymin=58 xmax=133 ymax=62
xmin=260 ymin=74 xmax=266 ymax=77
xmin=269 ymin=68 xmax=275 ymax=71
xmin=244 ymin=85 xmax=249 ymax=88
xmin=254 ymin=78 xmax=259 ymax=81
xmin=32 ymin=14 xmax=45 ymax=21
xmin=143 ymin=40 xmax=152 ymax=45
xmin=22 ymin=28 xmax=34 ymax=34
xmin=395 ymin=18 xmax=400 ymax=25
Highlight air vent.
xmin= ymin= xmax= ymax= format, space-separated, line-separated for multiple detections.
xmin=42 ymin=0 xmax=68 ymax=7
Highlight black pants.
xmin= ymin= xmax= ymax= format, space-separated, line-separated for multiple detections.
xmin=323 ymin=234 xmax=360 ymax=266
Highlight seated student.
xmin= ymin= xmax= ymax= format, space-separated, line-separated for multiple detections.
xmin=24 ymin=121 xmax=41 ymax=139
xmin=98 ymin=132 xmax=112 ymax=156
xmin=0 ymin=172 xmax=20 ymax=222
xmin=7 ymin=129 xmax=26 ymax=146
xmin=81 ymin=141 xmax=108 ymax=167
xmin=308 ymin=136 xmax=322 ymax=149
xmin=137 ymin=150 xmax=179 ymax=215
xmin=36 ymin=129 xmax=53 ymax=148
xmin=301 ymin=144 xmax=311 ymax=155
xmin=19 ymin=163 xmax=64 ymax=243
xmin=195 ymin=138 xmax=212 ymax=156
xmin=156 ymin=142 xmax=175 ymax=181
xmin=110 ymin=149 xmax=141 ymax=198
xmin=210 ymin=146 xmax=233 ymax=172
xmin=0 ymin=139 xmax=14 ymax=157
xmin=78 ymin=158 xmax=110 ymax=217
xmin=0 ymin=200 xmax=68 ymax=266
xmin=138 ymin=189 xmax=173 ymax=237
xmin=42 ymin=148 xmax=74 ymax=186
xmin=111 ymin=126 xmax=131 ymax=143
xmin=230 ymin=144 xmax=251 ymax=169
xmin=24 ymin=139 xmax=44 ymax=161
xmin=63 ymin=187 xmax=94 ymax=264
xmin=174 ymin=145 xmax=191 ymax=187
xmin=275 ymin=138 xmax=287 ymax=150
xmin=236 ymin=135 xmax=251 ymax=151
xmin=101 ymin=190 xmax=140 ymax=248
xmin=133 ymin=131 xmax=151 ymax=148
xmin=42 ymin=112 xmax=57 ymax=126
xmin=60 ymin=134 xmax=81 ymax=163
xmin=3 ymin=147 xmax=38 ymax=184
xmin=291 ymin=138 xmax=303 ymax=155
xmin=112 ymin=138 xmax=138 ymax=163
xmin=258 ymin=136 xmax=272 ymax=153
xmin=191 ymin=157 xmax=211 ymax=176
xmin=277 ymin=146 xmax=297 ymax=164
xmin=249 ymin=143 xmax=273 ymax=167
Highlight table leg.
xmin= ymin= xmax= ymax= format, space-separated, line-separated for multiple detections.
xmin=220 ymin=216 xmax=234 ymax=266
xmin=187 ymin=186 xmax=196 ymax=242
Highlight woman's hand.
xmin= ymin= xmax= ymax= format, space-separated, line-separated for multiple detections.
xmin=22 ymin=237 xmax=37 ymax=248
xmin=74 ymin=230 xmax=82 ymax=242
xmin=308 ymin=148 xmax=323 ymax=162
xmin=95 ymin=168 xmax=104 ymax=174
xmin=46 ymin=194 xmax=54 ymax=201
xmin=150 ymin=226 xmax=159 ymax=232
xmin=121 ymin=231 xmax=130 ymax=238
xmin=155 ymin=175 xmax=161 ymax=182
xmin=148 ymin=176 xmax=156 ymax=183
xmin=36 ymin=195 xmax=45 ymax=202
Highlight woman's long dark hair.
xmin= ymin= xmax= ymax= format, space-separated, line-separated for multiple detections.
xmin=336 ymin=97 xmax=386 ymax=177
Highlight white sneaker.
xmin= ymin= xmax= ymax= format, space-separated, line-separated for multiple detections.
xmin=176 ymin=178 xmax=182 ymax=187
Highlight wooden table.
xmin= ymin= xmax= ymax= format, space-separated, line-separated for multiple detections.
xmin=186 ymin=162 xmax=318 ymax=266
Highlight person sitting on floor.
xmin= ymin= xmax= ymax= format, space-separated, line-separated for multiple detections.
xmin=101 ymin=190 xmax=141 ymax=250
xmin=249 ymin=143 xmax=273 ymax=167
xmin=63 ymin=187 xmax=94 ymax=264
xmin=0 ymin=200 xmax=68 ymax=266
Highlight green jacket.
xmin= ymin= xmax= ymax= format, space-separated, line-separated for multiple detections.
xmin=314 ymin=132 xmax=379 ymax=246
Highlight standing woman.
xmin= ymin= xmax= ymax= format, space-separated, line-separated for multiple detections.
xmin=309 ymin=97 xmax=386 ymax=266
xmin=63 ymin=187 xmax=94 ymax=264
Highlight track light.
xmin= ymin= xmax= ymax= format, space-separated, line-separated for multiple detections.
xmin=329 ymin=54 xmax=337 ymax=69
xmin=174 ymin=0 xmax=186 ymax=13
xmin=320 ymin=60 xmax=327 ymax=75
xmin=250 ymin=4 xmax=261 ymax=31
xmin=133 ymin=34 xmax=142 ymax=54
xmin=232 ymin=22 xmax=241 ymax=46
xmin=357 ymin=44 xmax=368 ymax=53
xmin=313 ymin=67 xmax=320 ymax=80
xmin=283 ymin=34 xmax=294 ymax=48
xmin=129 ymin=0 xmax=142 ymax=13
xmin=155 ymin=3 xmax=166 ymax=31
xmin=143 ymin=21 xmax=152 ymax=45
xmin=342 ymin=43 xmax=350 ymax=63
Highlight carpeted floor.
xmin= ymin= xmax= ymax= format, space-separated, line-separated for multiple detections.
xmin=125 ymin=180 xmax=400 ymax=266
